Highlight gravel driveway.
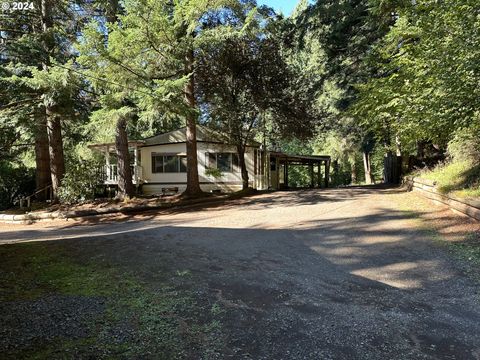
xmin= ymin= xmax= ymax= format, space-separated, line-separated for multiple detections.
xmin=1 ymin=186 xmax=480 ymax=359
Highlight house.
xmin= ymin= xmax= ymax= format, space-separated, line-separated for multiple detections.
xmin=89 ymin=125 xmax=331 ymax=195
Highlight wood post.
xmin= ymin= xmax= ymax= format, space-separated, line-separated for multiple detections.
xmin=317 ymin=162 xmax=321 ymax=188
xmin=276 ymin=158 xmax=279 ymax=189
xmin=325 ymin=160 xmax=330 ymax=188
xmin=309 ymin=162 xmax=314 ymax=188
xmin=285 ymin=161 xmax=289 ymax=189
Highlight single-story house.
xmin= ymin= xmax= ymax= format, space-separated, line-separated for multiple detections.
xmin=89 ymin=125 xmax=330 ymax=195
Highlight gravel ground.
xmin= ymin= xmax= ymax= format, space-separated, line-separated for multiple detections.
xmin=0 ymin=295 xmax=105 ymax=352
xmin=1 ymin=186 xmax=479 ymax=359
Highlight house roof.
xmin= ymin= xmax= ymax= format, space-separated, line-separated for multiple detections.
xmin=143 ymin=125 xmax=260 ymax=147
xmin=88 ymin=140 xmax=145 ymax=152
xmin=269 ymin=151 xmax=331 ymax=163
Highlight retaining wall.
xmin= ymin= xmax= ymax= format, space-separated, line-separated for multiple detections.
xmin=404 ymin=176 xmax=480 ymax=221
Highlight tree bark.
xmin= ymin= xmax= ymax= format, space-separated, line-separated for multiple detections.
xmin=236 ymin=144 xmax=249 ymax=190
xmin=41 ymin=0 xmax=66 ymax=201
xmin=416 ymin=140 xmax=425 ymax=161
xmin=183 ymin=46 xmax=202 ymax=196
xmin=115 ymin=117 xmax=134 ymax=199
xmin=105 ymin=0 xmax=119 ymax=24
xmin=351 ymin=160 xmax=357 ymax=184
xmin=363 ymin=151 xmax=373 ymax=184
xmin=103 ymin=0 xmax=133 ymax=200
xmin=46 ymin=110 xmax=65 ymax=200
xmin=34 ymin=111 xmax=51 ymax=200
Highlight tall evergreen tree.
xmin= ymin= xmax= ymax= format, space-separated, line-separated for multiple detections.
xmin=1 ymin=0 xmax=88 ymax=200
xmin=79 ymin=0 xmax=243 ymax=197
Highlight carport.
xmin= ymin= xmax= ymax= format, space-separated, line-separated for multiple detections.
xmin=268 ymin=152 xmax=331 ymax=190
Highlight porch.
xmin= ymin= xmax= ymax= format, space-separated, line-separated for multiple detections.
xmin=89 ymin=141 xmax=145 ymax=186
xmin=101 ymin=164 xmax=144 ymax=185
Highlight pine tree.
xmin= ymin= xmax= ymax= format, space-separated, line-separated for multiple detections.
xmin=79 ymin=0 xmax=243 ymax=197
xmin=1 ymin=0 xmax=87 ymax=201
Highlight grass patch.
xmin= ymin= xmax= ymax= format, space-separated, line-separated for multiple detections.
xmin=0 ymin=242 xmax=225 ymax=359
xmin=449 ymin=232 xmax=480 ymax=268
xmin=417 ymin=160 xmax=480 ymax=198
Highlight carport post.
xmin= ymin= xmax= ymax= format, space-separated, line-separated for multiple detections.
xmin=285 ymin=160 xmax=289 ymax=189
xmin=309 ymin=162 xmax=314 ymax=188
xmin=325 ymin=160 xmax=330 ymax=188
xmin=317 ymin=162 xmax=321 ymax=188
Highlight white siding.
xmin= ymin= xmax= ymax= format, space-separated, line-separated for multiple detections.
xmin=140 ymin=142 xmax=257 ymax=195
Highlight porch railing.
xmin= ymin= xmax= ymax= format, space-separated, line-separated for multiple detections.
xmin=104 ymin=164 xmax=143 ymax=185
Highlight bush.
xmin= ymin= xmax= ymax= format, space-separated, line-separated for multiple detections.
xmin=58 ymin=159 xmax=104 ymax=204
xmin=288 ymin=166 xmax=311 ymax=188
xmin=0 ymin=162 xmax=35 ymax=211
xmin=205 ymin=167 xmax=223 ymax=179
xmin=447 ymin=127 xmax=480 ymax=164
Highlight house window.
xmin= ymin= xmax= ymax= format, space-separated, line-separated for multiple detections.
xmin=152 ymin=154 xmax=164 ymax=173
xmin=152 ymin=153 xmax=187 ymax=173
xmin=180 ymin=156 xmax=187 ymax=172
xmin=205 ymin=153 xmax=239 ymax=172
xmin=270 ymin=158 xmax=276 ymax=171
xmin=164 ymin=155 xmax=178 ymax=172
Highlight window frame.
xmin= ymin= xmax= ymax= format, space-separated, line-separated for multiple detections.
xmin=151 ymin=153 xmax=187 ymax=174
xmin=205 ymin=152 xmax=240 ymax=173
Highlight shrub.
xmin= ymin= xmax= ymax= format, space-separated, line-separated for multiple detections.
xmin=447 ymin=127 xmax=480 ymax=164
xmin=0 ymin=162 xmax=35 ymax=211
xmin=58 ymin=159 xmax=104 ymax=204
xmin=205 ymin=167 xmax=223 ymax=179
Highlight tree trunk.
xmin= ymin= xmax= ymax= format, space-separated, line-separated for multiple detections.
xmin=416 ymin=141 xmax=425 ymax=160
xmin=332 ymin=159 xmax=339 ymax=185
xmin=183 ymin=46 xmax=202 ymax=196
xmin=363 ymin=151 xmax=373 ymax=184
xmin=115 ymin=117 xmax=134 ymax=199
xmin=34 ymin=111 xmax=51 ymax=201
xmin=105 ymin=0 xmax=119 ymax=23
xmin=103 ymin=0 xmax=133 ymax=200
xmin=46 ymin=110 xmax=65 ymax=200
xmin=41 ymin=0 xmax=65 ymax=201
xmin=351 ymin=161 xmax=357 ymax=184
xmin=236 ymin=144 xmax=249 ymax=190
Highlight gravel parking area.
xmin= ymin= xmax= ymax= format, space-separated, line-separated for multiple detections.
xmin=1 ymin=186 xmax=479 ymax=359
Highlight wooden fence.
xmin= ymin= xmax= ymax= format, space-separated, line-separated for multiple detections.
xmin=404 ymin=176 xmax=480 ymax=221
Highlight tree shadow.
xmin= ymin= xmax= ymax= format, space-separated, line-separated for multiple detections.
xmin=1 ymin=205 xmax=479 ymax=359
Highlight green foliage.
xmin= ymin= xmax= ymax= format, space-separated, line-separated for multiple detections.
xmin=312 ymin=130 xmax=361 ymax=185
xmin=205 ymin=167 xmax=224 ymax=179
xmin=287 ymin=166 xmax=310 ymax=188
xmin=352 ymin=0 xmax=480 ymax=151
xmin=447 ymin=127 xmax=480 ymax=164
xmin=0 ymin=162 xmax=35 ymax=211
xmin=78 ymin=0 xmax=244 ymax=140
xmin=370 ymin=146 xmax=386 ymax=182
xmin=58 ymin=159 xmax=104 ymax=204
xmin=197 ymin=4 xmax=315 ymax=147
xmin=418 ymin=161 xmax=480 ymax=198
xmin=416 ymin=126 xmax=480 ymax=198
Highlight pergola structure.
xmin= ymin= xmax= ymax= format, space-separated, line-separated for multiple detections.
xmin=269 ymin=152 xmax=331 ymax=189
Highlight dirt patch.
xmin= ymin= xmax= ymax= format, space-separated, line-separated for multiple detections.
xmin=393 ymin=190 xmax=480 ymax=277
